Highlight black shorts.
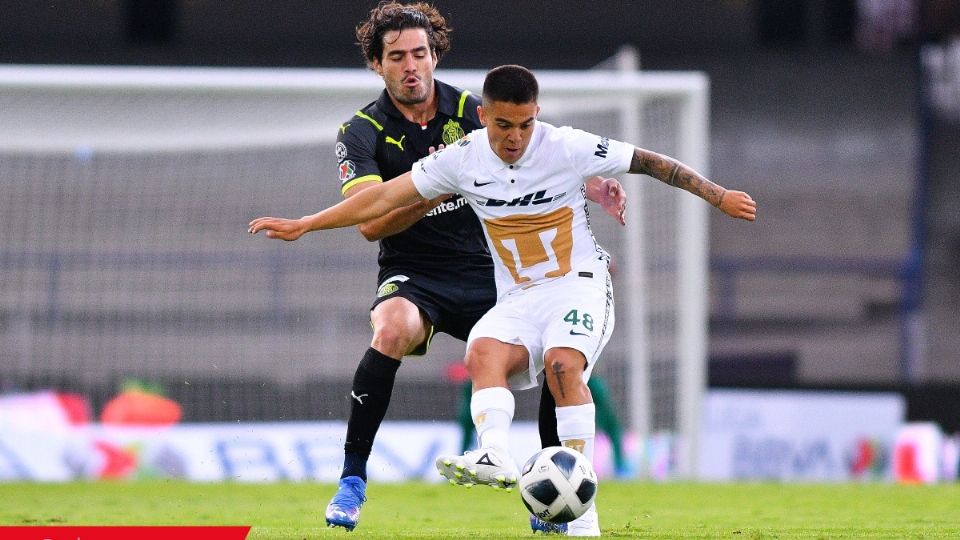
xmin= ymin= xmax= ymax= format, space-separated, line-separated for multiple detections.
xmin=371 ymin=269 xmax=496 ymax=356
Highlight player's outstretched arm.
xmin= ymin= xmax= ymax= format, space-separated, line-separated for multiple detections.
xmin=248 ymin=172 xmax=425 ymax=241
xmin=585 ymin=176 xmax=627 ymax=226
xmin=628 ymin=148 xmax=756 ymax=221
xmin=350 ymin=144 xmax=452 ymax=241
xmin=348 ymin=183 xmax=452 ymax=241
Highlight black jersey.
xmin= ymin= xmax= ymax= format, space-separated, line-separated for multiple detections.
xmin=335 ymin=80 xmax=492 ymax=278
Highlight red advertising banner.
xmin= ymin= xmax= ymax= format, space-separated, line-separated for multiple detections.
xmin=0 ymin=526 xmax=250 ymax=540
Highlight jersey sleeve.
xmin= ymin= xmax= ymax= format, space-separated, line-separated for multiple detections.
xmin=335 ymin=117 xmax=383 ymax=196
xmin=559 ymin=127 xmax=634 ymax=179
xmin=409 ymin=137 xmax=466 ymax=199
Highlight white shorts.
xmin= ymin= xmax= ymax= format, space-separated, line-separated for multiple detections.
xmin=467 ymin=267 xmax=615 ymax=390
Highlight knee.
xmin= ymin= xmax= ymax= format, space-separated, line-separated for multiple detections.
xmin=544 ymin=353 xmax=586 ymax=377
xmin=371 ymin=323 xmax=420 ymax=357
xmin=464 ymin=340 xmax=497 ymax=378
xmin=463 ymin=349 xmax=486 ymax=378
xmin=544 ymin=350 xmax=591 ymax=405
xmin=370 ymin=299 xmax=427 ymax=357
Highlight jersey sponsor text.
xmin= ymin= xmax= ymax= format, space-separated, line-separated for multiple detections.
xmin=425 ymin=195 xmax=469 ymax=217
xmin=480 ymin=189 xmax=565 ymax=207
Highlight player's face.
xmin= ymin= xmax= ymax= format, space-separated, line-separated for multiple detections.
xmin=478 ymin=100 xmax=540 ymax=164
xmin=373 ymin=28 xmax=437 ymax=107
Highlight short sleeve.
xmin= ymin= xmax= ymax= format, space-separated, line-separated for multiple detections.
xmin=410 ymin=136 xmax=467 ymax=199
xmin=559 ymin=127 xmax=634 ymax=179
xmin=336 ymin=118 xmax=383 ymax=195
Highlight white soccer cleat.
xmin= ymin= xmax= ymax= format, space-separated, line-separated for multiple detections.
xmin=435 ymin=447 xmax=519 ymax=491
xmin=567 ymin=503 xmax=600 ymax=537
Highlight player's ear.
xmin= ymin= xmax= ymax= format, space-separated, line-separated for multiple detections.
xmin=371 ymin=59 xmax=384 ymax=77
xmin=477 ymin=105 xmax=486 ymax=126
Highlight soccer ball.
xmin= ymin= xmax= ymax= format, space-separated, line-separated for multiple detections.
xmin=518 ymin=446 xmax=597 ymax=524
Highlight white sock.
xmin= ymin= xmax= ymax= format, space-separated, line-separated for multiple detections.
xmin=558 ymin=402 xmax=599 ymax=525
xmin=556 ymin=403 xmax=596 ymax=462
xmin=470 ymin=386 xmax=514 ymax=452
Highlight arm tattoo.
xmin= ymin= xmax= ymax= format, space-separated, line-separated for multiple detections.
xmin=667 ymin=162 xmax=681 ymax=187
xmin=630 ymin=148 xmax=726 ymax=207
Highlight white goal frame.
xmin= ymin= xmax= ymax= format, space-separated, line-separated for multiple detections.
xmin=0 ymin=63 xmax=709 ymax=479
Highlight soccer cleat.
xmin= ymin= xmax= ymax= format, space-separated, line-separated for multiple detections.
xmin=567 ymin=504 xmax=601 ymax=537
xmin=530 ymin=514 xmax=568 ymax=535
xmin=324 ymin=476 xmax=367 ymax=531
xmin=435 ymin=446 xmax=519 ymax=490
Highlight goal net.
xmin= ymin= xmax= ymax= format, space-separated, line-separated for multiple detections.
xmin=0 ymin=63 xmax=709 ymax=477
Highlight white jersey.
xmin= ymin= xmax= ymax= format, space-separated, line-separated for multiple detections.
xmin=411 ymin=120 xmax=634 ymax=298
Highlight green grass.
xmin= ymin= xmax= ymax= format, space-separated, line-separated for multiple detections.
xmin=2 ymin=481 xmax=959 ymax=538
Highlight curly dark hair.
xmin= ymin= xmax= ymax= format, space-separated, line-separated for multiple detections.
xmin=356 ymin=2 xmax=452 ymax=66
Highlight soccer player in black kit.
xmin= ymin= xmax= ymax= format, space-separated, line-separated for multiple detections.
xmin=323 ymin=2 xmax=625 ymax=532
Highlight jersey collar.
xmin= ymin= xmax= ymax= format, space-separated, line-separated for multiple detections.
xmin=434 ymin=80 xmax=461 ymax=118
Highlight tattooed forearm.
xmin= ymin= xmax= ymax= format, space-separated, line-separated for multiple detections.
xmin=629 ymin=148 xmax=726 ymax=207
xmin=666 ymin=162 xmax=681 ymax=187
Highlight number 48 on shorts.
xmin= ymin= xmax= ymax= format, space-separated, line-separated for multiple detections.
xmin=563 ymin=309 xmax=594 ymax=331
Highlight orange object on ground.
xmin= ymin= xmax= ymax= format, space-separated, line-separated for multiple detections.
xmin=100 ymin=389 xmax=182 ymax=425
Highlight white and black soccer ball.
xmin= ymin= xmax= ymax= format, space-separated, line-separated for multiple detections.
xmin=518 ymin=446 xmax=597 ymax=524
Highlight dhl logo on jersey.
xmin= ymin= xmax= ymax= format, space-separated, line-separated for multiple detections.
xmin=479 ymin=189 xmax=566 ymax=207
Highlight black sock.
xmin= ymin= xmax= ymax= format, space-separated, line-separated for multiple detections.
xmin=538 ymin=383 xmax=561 ymax=448
xmin=341 ymin=347 xmax=400 ymax=480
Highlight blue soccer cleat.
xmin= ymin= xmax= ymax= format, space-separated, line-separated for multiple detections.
xmin=530 ymin=514 xmax=568 ymax=535
xmin=325 ymin=476 xmax=367 ymax=531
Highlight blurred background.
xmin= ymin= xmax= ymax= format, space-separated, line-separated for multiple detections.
xmin=0 ymin=0 xmax=958 ymax=482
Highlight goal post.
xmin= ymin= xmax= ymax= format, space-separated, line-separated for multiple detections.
xmin=0 ymin=63 xmax=709 ymax=478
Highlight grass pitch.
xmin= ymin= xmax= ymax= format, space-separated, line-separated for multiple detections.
xmin=2 ymin=480 xmax=958 ymax=538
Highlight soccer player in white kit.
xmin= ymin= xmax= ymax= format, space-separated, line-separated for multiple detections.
xmin=249 ymin=64 xmax=757 ymax=536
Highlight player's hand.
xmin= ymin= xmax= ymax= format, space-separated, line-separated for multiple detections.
xmin=248 ymin=216 xmax=309 ymax=241
xmin=428 ymin=144 xmax=446 ymax=154
xmin=718 ymin=190 xmax=757 ymax=221
xmin=591 ymin=177 xmax=627 ymax=226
